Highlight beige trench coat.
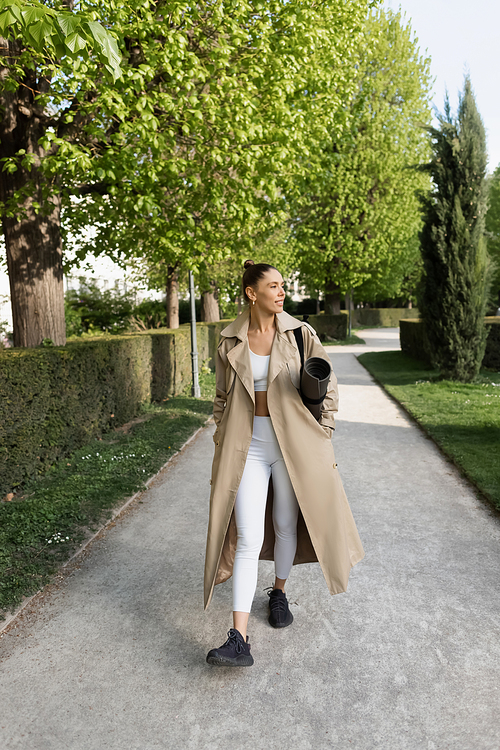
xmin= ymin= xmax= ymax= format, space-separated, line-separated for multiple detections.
xmin=204 ymin=308 xmax=364 ymax=609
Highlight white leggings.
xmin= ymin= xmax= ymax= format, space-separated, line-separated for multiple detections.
xmin=233 ymin=416 xmax=299 ymax=613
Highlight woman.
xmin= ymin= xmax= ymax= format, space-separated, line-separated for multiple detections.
xmin=205 ymin=261 xmax=364 ymax=667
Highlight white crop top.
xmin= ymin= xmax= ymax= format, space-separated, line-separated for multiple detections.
xmin=249 ymin=349 xmax=269 ymax=392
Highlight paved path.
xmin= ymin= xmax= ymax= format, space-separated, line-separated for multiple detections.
xmin=1 ymin=330 xmax=500 ymax=750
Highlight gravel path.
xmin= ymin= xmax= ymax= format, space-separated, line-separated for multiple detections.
xmin=1 ymin=329 xmax=499 ymax=750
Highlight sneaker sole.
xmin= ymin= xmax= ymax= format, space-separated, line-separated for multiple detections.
xmin=206 ymin=654 xmax=254 ymax=667
xmin=268 ymin=611 xmax=294 ymax=629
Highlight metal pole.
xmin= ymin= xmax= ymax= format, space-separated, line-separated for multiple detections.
xmin=348 ymin=288 xmax=352 ymax=338
xmin=189 ymin=270 xmax=201 ymax=398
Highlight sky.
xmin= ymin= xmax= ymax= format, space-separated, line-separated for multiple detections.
xmin=384 ymin=0 xmax=500 ymax=172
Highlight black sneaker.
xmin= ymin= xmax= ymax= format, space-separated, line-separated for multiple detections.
xmin=268 ymin=588 xmax=293 ymax=628
xmin=206 ymin=628 xmax=254 ymax=667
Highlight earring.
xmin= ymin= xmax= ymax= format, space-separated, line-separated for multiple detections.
xmin=252 ymin=300 xmax=255 ymax=306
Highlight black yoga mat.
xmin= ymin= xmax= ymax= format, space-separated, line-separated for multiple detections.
xmin=301 ymin=356 xmax=332 ymax=420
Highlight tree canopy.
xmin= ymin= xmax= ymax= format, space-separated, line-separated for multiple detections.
xmin=1 ymin=0 xmax=374 ymax=343
xmin=289 ymin=8 xmax=432 ymax=311
xmin=62 ymin=0 xmax=373 ymax=272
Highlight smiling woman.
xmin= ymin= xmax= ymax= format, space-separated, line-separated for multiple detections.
xmin=243 ymin=261 xmax=285 ymax=416
xmin=204 ymin=259 xmax=364 ymax=668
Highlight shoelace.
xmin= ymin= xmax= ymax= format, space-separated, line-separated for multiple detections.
xmin=224 ymin=628 xmax=245 ymax=654
xmin=267 ymin=589 xmax=288 ymax=613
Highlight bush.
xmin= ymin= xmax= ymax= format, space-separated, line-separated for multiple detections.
xmin=130 ymin=299 xmax=167 ymax=329
xmin=65 ymin=282 xmax=136 ymax=335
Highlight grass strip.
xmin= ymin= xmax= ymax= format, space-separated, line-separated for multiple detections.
xmin=325 ymin=333 xmax=366 ymax=346
xmin=0 ymin=373 xmax=216 ymax=617
xmin=358 ymin=351 xmax=500 ymax=510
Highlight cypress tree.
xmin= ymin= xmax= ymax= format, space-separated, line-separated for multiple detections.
xmin=419 ymin=77 xmax=490 ymax=382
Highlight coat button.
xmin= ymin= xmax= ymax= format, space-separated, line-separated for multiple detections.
xmin=333 ymin=463 xmax=338 ymax=469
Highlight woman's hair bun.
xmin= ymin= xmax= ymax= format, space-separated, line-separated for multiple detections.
xmin=243 ymin=259 xmax=254 ymax=269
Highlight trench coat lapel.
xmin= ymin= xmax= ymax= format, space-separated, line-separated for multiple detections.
xmin=268 ymin=310 xmax=301 ymax=385
xmin=227 ymin=340 xmax=255 ymax=404
xmin=268 ymin=331 xmax=296 ymax=385
xmin=224 ymin=309 xmax=255 ymax=404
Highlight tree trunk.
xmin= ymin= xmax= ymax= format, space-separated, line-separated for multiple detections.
xmin=165 ymin=265 xmax=179 ymax=329
xmin=201 ymin=281 xmax=220 ymax=322
xmin=3 ymin=187 xmax=66 ymax=347
xmin=324 ymin=276 xmax=341 ymax=315
xmin=1 ymin=38 xmax=65 ymax=347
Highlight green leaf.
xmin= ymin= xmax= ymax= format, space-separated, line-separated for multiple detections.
xmin=0 ymin=8 xmax=17 ymax=34
xmin=65 ymin=31 xmax=87 ymax=54
xmin=21 ymin=6 xmax=45 ymax=24
xmin=25 ymin=17 xmax=55 ymax=48
xmin=55 ymin=13 xmax=81 ymax=37
xmin=87 ymin=20 xmax=122 ymax=79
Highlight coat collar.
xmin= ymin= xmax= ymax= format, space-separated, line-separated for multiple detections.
xmin=221 ymin=308 xmax=302 ymax=340
xmin=224 ymin=308 xmax=301 ymax=404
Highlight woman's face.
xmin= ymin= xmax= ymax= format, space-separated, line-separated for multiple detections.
xmin=246 ymin=269 xmax=286 ymax=314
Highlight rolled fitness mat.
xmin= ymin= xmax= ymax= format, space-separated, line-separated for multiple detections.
xmin=300 ymin=356 xmax=332 ymax=421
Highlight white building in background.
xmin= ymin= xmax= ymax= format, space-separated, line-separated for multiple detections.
xmin=0 ymin=265 xmax=12 ymax=331
xmin=0 ymin=254 xmax=162 ymax=339
xmin=63 ymin=254 xmax=156 ymax=300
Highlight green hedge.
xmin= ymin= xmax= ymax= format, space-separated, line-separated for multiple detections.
xmin=0 ymin=322 xmax=227 ymax=496
xmin=483 ymin=318 xmax=500 ymax=370
xmin=303 ymin=314 xmax=347 ymax=340
xmin=399 ymin=317 xmax=500 ymax=370
xmin=399 ymin=319 xmax=429 ymax=362
xmin=342 ymin=308 xmax=419 ymax=327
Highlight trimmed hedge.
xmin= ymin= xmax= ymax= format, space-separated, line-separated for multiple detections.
xmin=399 ymin=317 xmax=500 ymax=370
xmin=303 ymin=314 xmax=347 ymax=340
xmin=482 ymin=318 xmax=500 ymax=370
xmin=343 ymin=308 xmax=419 ymax=327
xmin=399 ymin=319 xmax=429 ymax=362
xmin=303 ymin=310 xmax=411 ymax=337
xmin=0 ymin=322 xmax=227 ymax=496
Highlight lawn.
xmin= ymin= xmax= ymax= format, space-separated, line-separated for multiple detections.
xmin=0 ymin=373 xmax=216 ymax=617
xmin=358 ymin=351 xmax=500 ymax=510
xmin=325 ymin=333 xmax=366 ymax=346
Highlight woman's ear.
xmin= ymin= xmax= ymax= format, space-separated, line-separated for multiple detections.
xmin=246 ymin=286 xmax=256 ymax=304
